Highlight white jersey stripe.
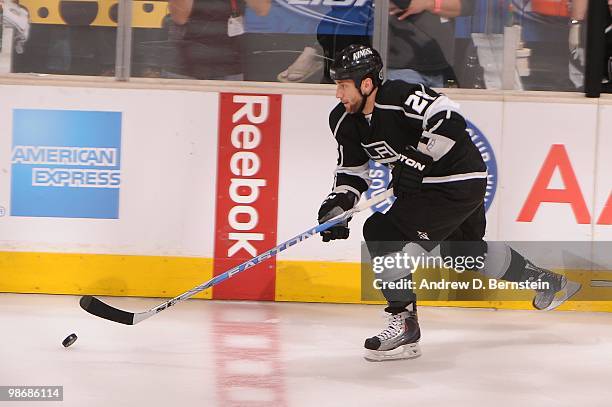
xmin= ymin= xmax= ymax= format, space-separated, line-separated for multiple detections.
xmin=375 ymin=103 xmax=424 ymax=120
xmin=333 ymin=111 xmax=348 ymax=139
xmin=422 ymin=171 xmax=488 ymax=183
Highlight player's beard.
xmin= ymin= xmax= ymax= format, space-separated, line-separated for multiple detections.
xmin=346 ymin=93 xmax=366 ymax=115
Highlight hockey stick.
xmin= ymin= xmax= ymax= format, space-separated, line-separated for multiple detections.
xmin=80 ymin=189 xmax=395 ymax=325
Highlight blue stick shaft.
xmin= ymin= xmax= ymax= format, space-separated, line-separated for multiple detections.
xmin=150 ymin=189 xmax=394 ymax=314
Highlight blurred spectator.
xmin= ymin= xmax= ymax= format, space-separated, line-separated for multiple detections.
xmin=166 ymin=0 xmax=243 ymax=80
xmin=559 ymin=0 xmax=610 ymax=91
xmin=275 ymin=42 xmax=326 ymax=83
xmin=511 ymin=0 xmax=583 ymax=91
xmin=387 ymin=0 xmax=476 ymax=88
xmin=10 ymin=0 xmax=116 ymax=76
xmin=568 ymin=0 xmax=588 ymax=88
xmin=310 ymin=0 xmax=471 ymax=88
xmin=315 ymin=2 xmax=374 ymax=84
xmin=272 ymin=3 xmax=373 ymax=85
xmin=241 ymin=0 xmax=326 ymax=82
xmin=1 ymin=0 xmax=30 ymax=54
xmin=604 ymin=0 xmax=612 ymax=90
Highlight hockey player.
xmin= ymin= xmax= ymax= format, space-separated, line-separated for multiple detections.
xmin=317 ymin=44 xmax=580 ymax=362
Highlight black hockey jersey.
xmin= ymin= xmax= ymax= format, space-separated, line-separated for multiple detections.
xmin=328 ymin=80 xmax=487 ymax=197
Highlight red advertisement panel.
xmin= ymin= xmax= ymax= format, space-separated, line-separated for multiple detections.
xmin=214 ymin=93 xmax=282 ymax=300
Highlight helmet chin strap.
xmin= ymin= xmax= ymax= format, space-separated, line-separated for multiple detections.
xmin=356 ymin=87 xmax=373 ymax=114
xmin=350 ymin=77 xmax=376 ymax=115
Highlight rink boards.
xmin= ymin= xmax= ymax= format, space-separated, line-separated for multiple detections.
xmin=0 ymin=80 xmax=610 ymax=311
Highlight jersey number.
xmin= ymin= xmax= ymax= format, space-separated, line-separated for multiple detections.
xmin=405 ymin=91 xmax=436 ymax=115
xmin=405 ymin=94 xmax=428 ymax=114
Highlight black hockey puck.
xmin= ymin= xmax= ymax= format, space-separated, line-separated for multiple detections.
xmin=62 ymin=333 xmax=78 ymax=348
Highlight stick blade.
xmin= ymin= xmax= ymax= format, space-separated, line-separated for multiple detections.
xmin=79 ymin=295 xmax=135 ymax=325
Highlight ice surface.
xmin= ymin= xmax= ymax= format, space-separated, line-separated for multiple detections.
xmin=1 ymin=293 xmax=611 ymax=407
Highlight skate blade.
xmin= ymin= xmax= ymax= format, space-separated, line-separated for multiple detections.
xmin=543 ymin=280 xmax=582 ymax=311
xmin=364 ymin=343 xmax=422 ymax=362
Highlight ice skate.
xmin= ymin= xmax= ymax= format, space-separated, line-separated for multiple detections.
xmin=364 ymin=309 xmax=421 ymax=362
xmin=524 ymin=261 xmax=581 ymax=311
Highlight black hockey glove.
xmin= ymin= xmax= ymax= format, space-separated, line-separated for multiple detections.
xmin=317 ymin=191 xmax=358 ymax=242
xmin=391 ymin=147 xmax=434 ymax=199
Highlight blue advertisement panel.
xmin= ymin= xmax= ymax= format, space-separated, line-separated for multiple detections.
xmin=10 ymin=109 xmax=122 ymax=219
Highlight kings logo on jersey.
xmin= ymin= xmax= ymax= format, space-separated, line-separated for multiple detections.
xmin=10 ymin=109 xmax=122 ymax=219
xmin=365 ymin=120 xmax=498 ymax=213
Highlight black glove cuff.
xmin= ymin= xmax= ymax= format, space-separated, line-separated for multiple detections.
xmin=392 ymin=147 xmax=433 ymax=198
xmin=318 ymin=191 xmax=358 ymax=223
xmin=397 ymin=147 xmax=433 ymax=174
